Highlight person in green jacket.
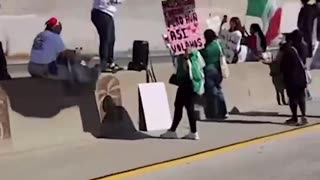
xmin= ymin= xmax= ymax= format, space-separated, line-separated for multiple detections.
xmin=161 ymin=48 xmax=205 ymax=140
xmin=201 ymin=29 xmax=228 ymax=119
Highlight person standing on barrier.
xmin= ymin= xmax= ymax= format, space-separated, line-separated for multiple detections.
xmin=161 ymin=48 xmax=205 ymax=140
xmin=280 ymin=30 xmax=308 ymax=126
xmin=91 ymin=0 xmax=123 ymax=73
xmin=201 ymin=29 xmax=228 ymax=119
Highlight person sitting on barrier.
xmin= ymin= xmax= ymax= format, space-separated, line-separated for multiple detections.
xmin=280 ymin=30 xmax=308 ymax=126
xmin=161 ymin=48 xmax=205 ymax=140
xmin=28 ymin=17 xmax=70 ymax=80
xmin=201 ymin=29 xmax=228 ymax=119
xmin=247 ymin=23 xmax=267 ymax=61
xmin=226 ymin=17 xmax=248 ymax=63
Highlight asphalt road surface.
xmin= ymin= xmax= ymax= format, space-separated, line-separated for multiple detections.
xmin=128 ymin=130 xmax=320 ymax=180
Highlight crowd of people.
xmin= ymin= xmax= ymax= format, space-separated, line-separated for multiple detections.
xmin=161 ymin=16 xmax=268 ymax=140
xmin=218 ymin=16 xmax=267 ymax=63
xmin=161 ymin=0 xmax=320 ymax=140
xmin=12 ymin=0 xmax=317 ymax=139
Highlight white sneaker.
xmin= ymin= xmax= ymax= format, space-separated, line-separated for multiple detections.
xmin=160 ymin=131 xmax=178 ymax=139
xmin=224 ymin=113 xmax=229 ymax=119
xmin=182 ymin=132 xmax=200 ymax=140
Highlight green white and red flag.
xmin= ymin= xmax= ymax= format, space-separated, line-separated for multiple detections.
xmin=246 ymin=0 xmax=283 ymax=45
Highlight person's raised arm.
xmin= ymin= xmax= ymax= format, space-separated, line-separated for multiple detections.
xmin=219 ymin=15 xmax=228 ymax=36
xmin=111 ymin=0 xmax=123 ymax=5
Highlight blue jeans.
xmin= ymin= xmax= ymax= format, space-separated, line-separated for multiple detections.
xmin=204 ymin=68 xmax=227 ymax=118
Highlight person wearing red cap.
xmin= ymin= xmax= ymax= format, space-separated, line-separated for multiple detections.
xmin=28 ymin=17 xmax=70 ymax=79
xmin=91 ymin=0 xmax=124 ymax=73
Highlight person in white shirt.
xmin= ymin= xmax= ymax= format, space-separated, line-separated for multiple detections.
xmin=29 ymin=17 xmax=70 ymax=80
xmin=91 ymin=0 xmax=123 ymax=72
xmin=219 ymin=16 xmax=248 ymax=63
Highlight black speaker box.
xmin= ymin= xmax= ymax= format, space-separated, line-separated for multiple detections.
xmin=128 ymin=40 xmax=149 ymax=71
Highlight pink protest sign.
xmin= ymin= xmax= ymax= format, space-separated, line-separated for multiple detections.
xmin=162 ymin=0 xmax=204 ymax=55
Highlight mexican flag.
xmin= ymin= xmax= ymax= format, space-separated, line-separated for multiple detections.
xmin=246 ymin=0 xmax=283 ymax=45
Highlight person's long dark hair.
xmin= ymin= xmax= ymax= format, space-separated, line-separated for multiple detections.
xmin=289 ymin=29 xmax=307 ymax=62
xmin=204 ymin=29 xmax=218 ymax=48
xmin=229 ymin=17 xmax=243 ymax=33
xmin=250 ymin=23 xmax=267 ymax=51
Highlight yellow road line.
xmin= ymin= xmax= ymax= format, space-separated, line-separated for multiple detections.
xmin=95 ymin=124 xmax=320 ymax=180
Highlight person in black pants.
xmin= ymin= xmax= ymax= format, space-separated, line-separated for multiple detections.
xmin=161 ymin=50 xmax=199 ymax=140
xmin=0 ymin=41 xmax=11 ymax=80
xmin=91 ymin=0 xmax=123 ymax=72
xmin=298 ymin=0 xmax=317 ymax=58
xmin=280 ymin=30 xmax=308 ymax=126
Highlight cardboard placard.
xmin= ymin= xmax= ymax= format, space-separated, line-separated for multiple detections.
xmin=162 ymin=0 xmax=204 ymax=55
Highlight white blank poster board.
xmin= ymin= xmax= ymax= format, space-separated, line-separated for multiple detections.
xmin=138 ymin=82 xmax=172 ymax=131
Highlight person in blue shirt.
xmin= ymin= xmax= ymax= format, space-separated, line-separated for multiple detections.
xmin=28 ymin=17 xmax=70 ymax=80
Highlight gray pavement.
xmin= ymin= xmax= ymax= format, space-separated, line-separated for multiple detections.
xmin=0 ymin=100 xmax=319 ymax=180
xmin=129 ymin=129 xmax=320 ymax=180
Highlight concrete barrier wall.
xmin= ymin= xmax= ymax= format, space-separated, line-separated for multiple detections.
xmin=0 ymin=79 xmax=98 ymax=152
xmin=108 ymin=62 xmax=320 ymax=130
xmin=1 ymin=62 xmax=319 ymax=153
xmin=111 ymin=62 xmax=276 ymax=127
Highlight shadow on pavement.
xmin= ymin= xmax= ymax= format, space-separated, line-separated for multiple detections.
xmin=230 ymin=110 xmax=320 ymax=119
xmin=97 ymin=96 xmax=153 ymax=140
xmin=94 ymin=75 xmax=154 ymax=140
xmin=0 ymin=77 xmax=154 ymax=141
xmin=199 ymin=119 xmax=286 ymax=125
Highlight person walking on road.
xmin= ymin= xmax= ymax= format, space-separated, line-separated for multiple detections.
xmin=91 ymin=0 xmax=123 ymax=73
xmin=201 ymin=29 xmax=228 ymax=119
xmin=161 ymin=48 xmax=205 ymax=140
xmin=280 ymin=30 xmax=308 ymax=126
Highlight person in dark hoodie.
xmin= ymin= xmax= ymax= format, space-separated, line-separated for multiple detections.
xmin=298 ymin=0 xmax=317 ymax=58
xmin=316 ymin=0 xmax=320 ymax=41
xmin=280 ymin=30 xmax=308 ymax=126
